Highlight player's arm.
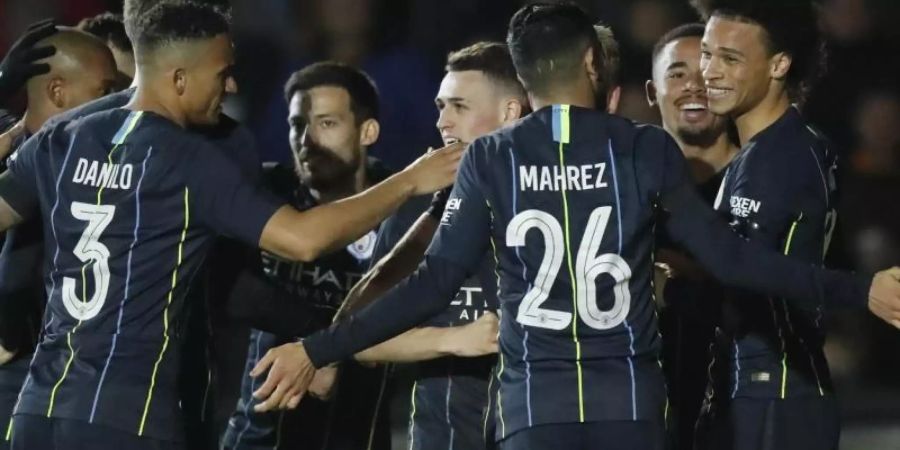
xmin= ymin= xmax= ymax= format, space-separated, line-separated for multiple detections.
xmin=258 ymin=144 xmax=462 ymax=262
xmin=334 ymin=192 xmax=445 ymax=320
xmin=248 ymin=143 xmax=493 ymax=411
xmin=0 ymin=130 xmax=43 ymax=232
xmin=225 ymin=268 xmax=333 ymax=337
xmin=653 ymin=134 xmax=900 ymax=320
xmin=354 ymin=312 xmax=499 ymax=363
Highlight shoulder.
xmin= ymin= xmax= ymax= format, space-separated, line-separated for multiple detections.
xmin=45 ymin=89 xmax=133 ymax=129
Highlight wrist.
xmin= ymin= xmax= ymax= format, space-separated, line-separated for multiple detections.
xmin=435 ymin=327 xmax=461 ymax=356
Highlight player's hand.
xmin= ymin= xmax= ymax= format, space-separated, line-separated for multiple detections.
xmin=868 ymin=267 xmax=900 ymax=329
xmin=0 ymin=19 xmax=58 ymax=103
xmin=400 ymin=142 xmax=465 ymax=195
xmin=0 ymin=344 xmax=15 ymax=366
xmin=250 ymin=342 xmax=315 ymax=412
xmin=308 ymin=365 xmax=339 ymax=400
xmin=0 ymin=120 xmax=26 ymax=160
xmin=445 ymin=312 xmax=499 ymax=357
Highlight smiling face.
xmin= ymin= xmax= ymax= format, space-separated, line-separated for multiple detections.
xmin=700 ymin=16 xmax=778 ymax=118
xmin=652 ymin=35 xmax=728 ymax=144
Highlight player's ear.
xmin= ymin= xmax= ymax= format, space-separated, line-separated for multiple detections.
xmin=583 ymin=45 xmax=599 ymax=85
xmin=359 ymin=118 xmax=380 ymax=147
xmin=47 ymin=77 xmax=65 ymax=109
xmin=174 ymin=68 xmax=187 ymax=96
xmin=645 ymin=80 xmax=657 ymax=107
xmin=607 ymin=85 xmax=622 ymax=114
xmin=501 ymin=97 xmax=524 ymax=123
xmin=770 ymin=52 xmax=791 ymax=81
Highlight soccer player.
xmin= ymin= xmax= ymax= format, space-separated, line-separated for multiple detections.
xmin=251 ymin=3 xmax=900 ymax=450
xmin=644 ymin=23 xmax=738 ymax=450
xmin=221 ymin=62 xmax=393 ymax=450
xmin=690 ymin=1 xmax=850 ymax=448
xmin=0 ymin=29 xmax=117 ymax=450
xmin=78 ymin=12 xmax=136 ymax=84
xmin=0 ymin=3 xmax=459 ymax=450
xmin=339 ymin=41 xmax=527 ymax=450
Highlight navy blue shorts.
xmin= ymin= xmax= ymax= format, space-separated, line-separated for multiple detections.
xmin=695 ymin=396 xmax=840 ymax=450
xmin=498 ymin=420 xmax=664 ymax=450
xmin=10 ymin=414 xmax=183 ymax=450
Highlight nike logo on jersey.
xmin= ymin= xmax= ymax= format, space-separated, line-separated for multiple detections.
xmin=72 ymin=158 xmax=134 ymax=190
xmin=518 ymin=163 xmax=608 ymax=192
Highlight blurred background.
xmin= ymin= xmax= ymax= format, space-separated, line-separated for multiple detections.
xmin=2 ymin=0 xmax=899 ymax=448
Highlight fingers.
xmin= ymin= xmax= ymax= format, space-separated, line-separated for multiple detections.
xmin=250 ymin=349 xmax=276 ymax=378
xmin=23 ymin=63 xmax=52 ymax=80
xmin=286 ymin=393 xmax=303 ymax=409
xmin=22 ymin=46 xmax=56 ymax=64
xmin=20 ymin=20 xmax=58 ymax=47
xmin=254 ymin=371 xmax=293 ymax=412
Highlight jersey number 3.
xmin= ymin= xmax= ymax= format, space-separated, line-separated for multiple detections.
xmin=62 ymin=202 xmax=115 ymax=321
xmin=507 ymin=206 xmax=632 ymax=331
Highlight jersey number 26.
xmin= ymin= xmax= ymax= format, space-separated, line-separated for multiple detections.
xmin=507 ymin=206 xmax=632 ymax=331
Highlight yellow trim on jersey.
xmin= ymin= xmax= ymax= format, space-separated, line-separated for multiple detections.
xmin=138 ymin=187 xmax=190 ymax=435
xmin=779 ymin=214 xmax=803 ymax=399
xmin=46 ymin=113 xmax=143 ymax=417
xmin=555 ymin=105 xmax=586 ymax=421
xmin=496 ymin=352 xmax=507 ymax=437
xmin=408 ymin=380 xmax=418 ymax=449
xmin=5 ymin=417 xmax=12 ymax=441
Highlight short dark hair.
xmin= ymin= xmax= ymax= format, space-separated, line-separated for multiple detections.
xmin=78 ymin=12 xmax=132 ymax=54
xmin=691 ymin=0 xmax=825 ymax=102
xmin=283 ymin=62 xmax=380 ymax=123
xmin=445 ymin=41 xmax=525 ymax=99
xmin=124 ymin=0 xmax=232 ymax=42
xmin=130 ymin=2 xmax=230 ymax=58
xmin=651 ymin=23 xmax=705 ymax=64
xmin=506 ymin=2 xmax=599 ymax=95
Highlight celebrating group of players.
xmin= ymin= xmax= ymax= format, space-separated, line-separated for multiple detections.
xmin=0 ymin=0 xmax=899 ymax=449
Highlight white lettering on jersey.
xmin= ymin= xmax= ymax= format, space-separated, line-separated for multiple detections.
xmin=441 ymin=197 xmax=463 ymax=225
xmin=72 ymin=158 xmax=133 ymax=190
xmin=519 ymin=163 xmax=608 ymax=192
xmin=729 ymin=196 xmax=762 ymax=217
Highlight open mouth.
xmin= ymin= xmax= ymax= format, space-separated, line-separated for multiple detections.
xmin=442 ymin=136 xmax=461 ymax=146
xmin=677 ymin=101 xmax=711 ymax=122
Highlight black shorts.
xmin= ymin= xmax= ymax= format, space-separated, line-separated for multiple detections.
xmin=695 ymin=396 xmax=840 ymax=450
xmin=9 ymin=414 xmax=183 ymax=450
xmin=498 ymin=420 xmax=665 ymax=450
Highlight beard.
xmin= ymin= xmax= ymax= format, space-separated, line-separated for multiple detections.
xmin=676 ymin=122 xmax=728 ymax=148
xmin=295 ymin=142 xmax=361 ymax=192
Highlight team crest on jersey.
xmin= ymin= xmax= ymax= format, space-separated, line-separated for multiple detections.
xmin=347 ymin=230 xmax=377 ymax=261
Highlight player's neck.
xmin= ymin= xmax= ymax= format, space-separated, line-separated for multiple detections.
xmin=529 ymin=85 xmax=598 ymax=111
xmin=733 ymin=91 xmax=790 ymax=147
xmin=677 ymin=131 xmax=738 ymax=183
xmin=21 ymin=108 xmax=50 ymax=134
xmin=127 ymin=86 xmax=187 ymax=128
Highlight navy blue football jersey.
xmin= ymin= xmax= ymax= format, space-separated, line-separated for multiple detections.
xmin=428 ymin=106 xmax=673 ymax=440
xmin=373 ymin=190 xmax=499 ymax=450
xmin=223 ymin=163 xmax=388 ymax=450
xmin=302 ymin=105 xmax=868 ymax=444
xmin=710 ymin=107 xmax=837 ymax=401
xmin=4 ymin=108 xmax=280 ymax=441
